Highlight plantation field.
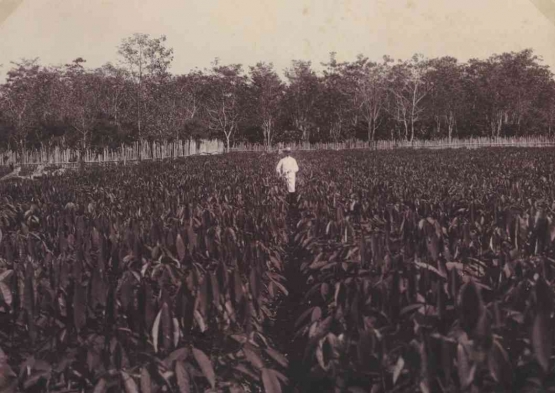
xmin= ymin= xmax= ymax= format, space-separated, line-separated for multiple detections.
xmin=1 ymin=148 xmax=555 ymax=393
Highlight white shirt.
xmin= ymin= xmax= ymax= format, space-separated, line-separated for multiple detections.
xmin=276 ymin=155 xmax=299 ymax=192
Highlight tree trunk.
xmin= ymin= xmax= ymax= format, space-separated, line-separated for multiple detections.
xmin=490 ymin=115 xmax=497 ymax=138
xmin=446 ymin=112 xmax=455 ymax=144
xmin=137 ymin=61 xmax=143 ymax=161
xmin=269 ymin=117 xmax=273 ymax=147
xmin=263 ymin=118 xmax=272 ymax=148
xmin=225 ymin=132 xmax=231 ymax=152
xmin=496 ymin=112 xmax=503 ymax=138
xmin=18 ymin=138 xmax=24 ymax=164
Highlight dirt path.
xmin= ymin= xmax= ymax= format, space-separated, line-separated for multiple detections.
xmin=266 ymin=196 xmax=314 ymax=392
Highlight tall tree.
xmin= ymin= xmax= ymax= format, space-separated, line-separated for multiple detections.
xmin=96 ymin=63 xmax=131 ymax=131
xmin=147 ymin=72 xmax=205 ymax=141
xmin=498 ymin=49 xmax=553 ymax=136
xmin=425 ymin=56 xmax=465 ymax=142
xmin=0 ymin=58 xmax=42 ymax=155
xmin=461 ymin=51 xmax=551 ymax=138
xmin=117 ymin=33 xmax=174 ymax=141
xmin=60 ymin=58 xmax=103 ymax=152
xmin=283 ymin=60 xmax=321 ymax=142
xmin=542 ymin=80 xmax=555 ymax=137
xmin=339 ymin=55 xmax=391 ymax=142
xmin=175 ymin=71 xmax=207 ymax=140
xmin=247 ymin=62 xmax=284 ymax=147
xmin=387 ymin=54 xmax=430 ymax=141
xmin=318 ymin=53 xmax=353 ymax=142
xmin=203 ymin=62 xmax=248 ymax=151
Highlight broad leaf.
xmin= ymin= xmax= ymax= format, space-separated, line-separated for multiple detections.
xmin=532 ymin=312 xmax=551 ymax=372
xmin=264 ymin=347 xmax=288 ymax=368
xmin=488 ymin=339 xmax=511 ymax=386
xmin=261 ymin=368 xmax=282 ymax=393
xmin=176 ymin=233 xmax=186 ymax=261
xmin=393 ymin=356 xmax=404 ymax=385
xmin=192 ymin=347 xmax=215 ymax=388
xmin=175 ymin=360 xmax=190 ymax=393
xmin=458 ymin=280 xmax=483 ymax=333
xmin=121 ymin=371 xmax=139 ymax=393
xmin=73 ymin=282 xmax=87 ymax=331
xmin=244 ymin=347 xmax=264 ymax=369
xmin=152 ymin=307 xmax=162 ymax=353
xmin=457 ymin=344 xmax=475 ymax=389
xmin=140 ymin=367 xmax=151 ymax=393
xmin=0 ymin=283 xmax=12 ymax=306
xmin=92 ymin=378 xmax=108 ymax=393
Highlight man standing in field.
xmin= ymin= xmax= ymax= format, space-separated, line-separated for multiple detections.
xmin=276 ymin=147 xmax=299 ymax=205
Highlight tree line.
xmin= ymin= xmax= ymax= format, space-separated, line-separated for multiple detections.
xmin=1 ymin=33 xmax=554 ymax=153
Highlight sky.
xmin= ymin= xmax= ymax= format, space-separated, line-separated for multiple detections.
xmin=0 ymin=0 xmax=554 ymax=79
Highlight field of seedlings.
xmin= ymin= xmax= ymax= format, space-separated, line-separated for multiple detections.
xmin=1 ymin=148 xmax=555 ymax=393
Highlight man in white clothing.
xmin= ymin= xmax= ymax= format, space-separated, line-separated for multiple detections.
xmin=276 ymin=147 xmax=299 ymax=205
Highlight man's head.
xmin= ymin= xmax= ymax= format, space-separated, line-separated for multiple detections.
xmin=283 ymin=147 xmax=292 ymax=156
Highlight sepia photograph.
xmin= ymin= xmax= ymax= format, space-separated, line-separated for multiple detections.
xmin=0 ymin=0 xmax=555 ymax=392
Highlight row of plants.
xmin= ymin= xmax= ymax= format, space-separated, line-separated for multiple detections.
xmin=283 ymin=148 xmax=555 ymax=392
xmin=0 ymin=155 xmax=293 ymax=392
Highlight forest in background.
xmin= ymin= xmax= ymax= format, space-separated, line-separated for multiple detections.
xmin=1 ymin=33 xmax=554 ymax=153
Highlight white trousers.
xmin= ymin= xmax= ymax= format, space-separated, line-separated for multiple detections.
xmin=285 ymin=173 xmax=296 ymax=192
